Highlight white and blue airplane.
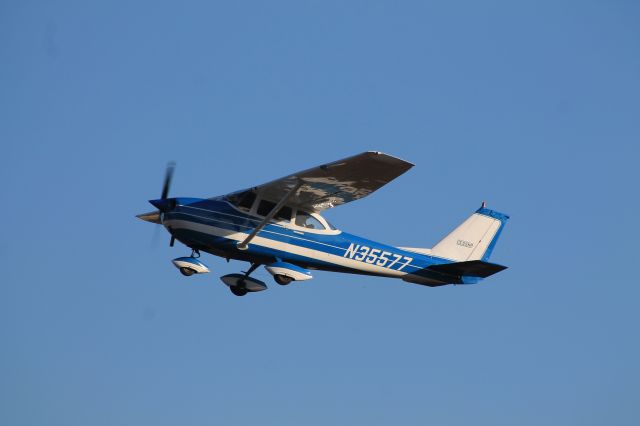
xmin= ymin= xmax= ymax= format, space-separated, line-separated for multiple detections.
xmin=137 ymin=152 xmax=509 ymax=296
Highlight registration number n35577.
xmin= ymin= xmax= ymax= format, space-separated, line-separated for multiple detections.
xmin=343 ymin=243 xmax=413 ymax=271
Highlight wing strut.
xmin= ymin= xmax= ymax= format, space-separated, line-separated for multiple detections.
xmin=237 ymin=179 xmax=303 ymax=251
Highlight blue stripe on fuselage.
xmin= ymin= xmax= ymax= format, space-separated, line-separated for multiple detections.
xmin=164 ymin=198 xmax=452 ymax=276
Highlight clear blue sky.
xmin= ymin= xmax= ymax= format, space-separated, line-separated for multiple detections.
xmin=2 ymin=1 xmax=639 ymax=425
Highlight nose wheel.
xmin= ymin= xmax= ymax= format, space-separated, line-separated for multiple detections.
xmin=172 ymin=250 xmax=210 ymax=276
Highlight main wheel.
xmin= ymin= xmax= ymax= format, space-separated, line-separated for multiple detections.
xmin=180 ymin=267 xmax=195 ymax=276
xmin=230 ymin=284 xmax=248 ymax=297
xmin=274 ymin=274 xmax=293 ymax=286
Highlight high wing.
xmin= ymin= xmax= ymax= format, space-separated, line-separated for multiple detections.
xmin=227 ymin=151 xmax=414 ymax=212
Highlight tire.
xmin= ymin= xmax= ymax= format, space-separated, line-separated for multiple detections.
xmin=180 ymin=267 xmax=195 ymax=276
xmin=274 ymin=274 xmax=293 ymax=285
xmin=230 ymin=285 xmax=248 ymax=297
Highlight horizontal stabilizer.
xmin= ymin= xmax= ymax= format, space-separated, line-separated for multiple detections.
xmin=427 ymin=260 xmax=507 ymax=278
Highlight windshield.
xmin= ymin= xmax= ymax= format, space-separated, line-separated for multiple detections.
xmin=295 ymin=211 xmax=325 ymax=230
xmin=324 ymin=218 xmax=337 ymax=230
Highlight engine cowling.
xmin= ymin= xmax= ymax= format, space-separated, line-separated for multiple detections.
xmin=264 ymin=262 xmax=313 ymax=281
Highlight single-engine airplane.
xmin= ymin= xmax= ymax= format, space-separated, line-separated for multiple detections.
xmin=137 ymin=152 xmax=509 ymax=296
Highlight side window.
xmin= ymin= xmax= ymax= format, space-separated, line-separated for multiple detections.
xmin=236 ymin=192 xmax=256 ymax=212
xmin=256 ymin=200 xmax=291 ymax=222
xmin=295 ymin=211 xmax=325 ymax=230
xmin=257 ymin=200 xmax=276 ymax=216
xmin=274 ymin=206 xmax=292 ymax=222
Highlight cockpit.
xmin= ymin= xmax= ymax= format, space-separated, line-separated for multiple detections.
xmin=225 ymin=190 xmax=337 ymax=232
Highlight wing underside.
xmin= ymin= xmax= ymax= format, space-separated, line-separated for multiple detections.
xmin=227 ymin=151 xmax=413 ymax=212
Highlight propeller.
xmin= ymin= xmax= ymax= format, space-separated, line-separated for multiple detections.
xmin=146 ymin=161 xmax=178 ymax=213
xmin=161 ymin=161 xmax=176 ymax=200
xmin=137 ymin=161 xmax=176 ymax=247
xmin=158 ymin=161 xmax=176 ymax=245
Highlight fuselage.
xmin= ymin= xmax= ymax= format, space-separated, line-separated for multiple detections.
xmin=162 ymin=197 xmax=460 ymax=285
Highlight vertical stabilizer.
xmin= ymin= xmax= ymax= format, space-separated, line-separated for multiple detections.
xmin=430 ymin=204 xmax=509 ymax=262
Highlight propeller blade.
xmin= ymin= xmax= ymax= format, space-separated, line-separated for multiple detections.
xmin=160 ymin=161 xmax=176 ymax=200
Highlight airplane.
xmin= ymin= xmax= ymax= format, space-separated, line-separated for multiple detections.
xmin=137 ymin=151 xmax=509 ymax=296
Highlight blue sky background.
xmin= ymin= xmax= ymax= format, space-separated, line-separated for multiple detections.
xmin=2 ymin=1 xmax=639 ymax=425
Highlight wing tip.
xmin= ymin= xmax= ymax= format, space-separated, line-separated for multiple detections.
xmin=366 ymin=151 xmax=415 ymax=167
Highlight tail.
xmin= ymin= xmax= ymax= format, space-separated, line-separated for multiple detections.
xmin=430 ymin=203 xmax=509 ymax=262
